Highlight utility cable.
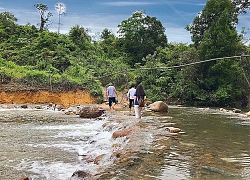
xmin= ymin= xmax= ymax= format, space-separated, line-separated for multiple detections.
xmin=97 ymin=55 xmax=250 ymax=79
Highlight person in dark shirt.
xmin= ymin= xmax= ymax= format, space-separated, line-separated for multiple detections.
xmin=134 ymin=84 xmax=146 ymax=122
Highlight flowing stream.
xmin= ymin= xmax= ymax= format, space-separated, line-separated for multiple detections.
xmin=0 ymin=105 xmax=250 ymax=180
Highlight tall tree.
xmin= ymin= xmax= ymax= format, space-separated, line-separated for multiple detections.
xmin=98 ymin=28 xmax=125 ymax=59
xmin=0 ymin=12 xmax=17 ymax=41
xmin=186 ymin=0 xmax=238 ymax=49
xmin=198 ymin=7 xmax=239 ymax=60
xmin=100 ymin=28 xmax=113 ymax=40
xmin=185 ymin=0 xmax=247 ymax=106
xmin=34 ymin=3 xmax=52 ymax=32
xmin=118 ymin=10 xmax=167 ymax=66
xmin=0 ymin=12 xmax=17 ymax=26
xmin=69 ymin=25 xmax=92 ymax=51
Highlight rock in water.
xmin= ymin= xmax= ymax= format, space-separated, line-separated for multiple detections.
xmin=149 ymin=101 xmax=168 ymax=112
xmin=166 ymin=127 xmax=181 ymax=133
xmin=71 ymin=170 xmax=92 ymax=179
xmin=79 ymin=106 xmax=105 ymax=118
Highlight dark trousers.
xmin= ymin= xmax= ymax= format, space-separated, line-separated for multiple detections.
xmin=108 ymin=97 xmax=116 ymax=107
xmin=129 ymin=99 xmax=134 ymax=109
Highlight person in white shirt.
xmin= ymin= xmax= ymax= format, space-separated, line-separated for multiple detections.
xmin=127 ymin=84 xmax=136 ymax=113
xmin=106 ymin=83 xmax=117 ymax=110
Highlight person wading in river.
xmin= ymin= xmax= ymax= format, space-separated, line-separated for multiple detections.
xmin=134 ymin=84 xmax=146 ymax=122
xmin=106 ymin=82 xmax=118 ymax=110
xmin=127 ymin=84 xmax=136 ymax=114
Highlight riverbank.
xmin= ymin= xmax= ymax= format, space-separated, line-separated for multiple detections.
xmin=0 ymin=84 xmax=127 ymax=108
xmin=0 ymin=89 xmax=97 ymax=107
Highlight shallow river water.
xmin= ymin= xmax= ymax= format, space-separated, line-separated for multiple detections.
xmin=0 ymin=105 xmax=249 ymax=180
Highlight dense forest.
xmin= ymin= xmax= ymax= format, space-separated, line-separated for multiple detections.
xmin=1 ymin=0 xmax=250 ymax=107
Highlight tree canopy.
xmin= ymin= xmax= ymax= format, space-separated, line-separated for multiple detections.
xmin=118 ymin=10 xmax=168 ymax=66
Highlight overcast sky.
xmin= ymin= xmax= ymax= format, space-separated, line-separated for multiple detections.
xmin=0 ymin=0 xmax=249 ymax=44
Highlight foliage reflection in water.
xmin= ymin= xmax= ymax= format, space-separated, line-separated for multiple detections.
xmin=162 ymin=106 xmax=250 ymax=180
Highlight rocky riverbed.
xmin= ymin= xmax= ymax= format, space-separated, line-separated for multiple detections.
xmin=0 ymin=103 xmax=176 ymax=180
xmin=1 ymin=103 xmax=250 ymax=180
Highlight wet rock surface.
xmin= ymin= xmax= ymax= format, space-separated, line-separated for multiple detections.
xmin=79 ymin=106 xmax=105 ymax=118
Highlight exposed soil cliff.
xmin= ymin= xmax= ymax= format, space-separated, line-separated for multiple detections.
xmin=0 ymin=89 xmax=96 ymax=107
xmin=0 ymin=83 xmax=129 ymax=110
xmin=0 ymin=83 xmax=98 ymax=107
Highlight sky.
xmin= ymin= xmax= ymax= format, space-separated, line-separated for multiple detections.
xmin=0 ymin=0 xmax=249 ymax=44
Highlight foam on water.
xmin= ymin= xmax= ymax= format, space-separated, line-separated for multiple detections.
xmin=17 ymin=160 xmax=87 ymax=180
xmin=12 ymin=113 xmax=127 ymax=179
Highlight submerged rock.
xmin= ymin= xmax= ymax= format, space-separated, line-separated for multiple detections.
xmin=18 ymin=177 xmax=29 ymax=180
xmin=20 ymin=104 xmax=28 ymax=108
xmin=202 ymin=166 xmax=239 ymax=177
xmin=233 ymin=108 xmax=241 ymax=113
xmin=94 ymin=154 xmax=106 ymax=165
xmin=71 ymin=170 xmax=93 ymax=179
xmin=112 ymin=128 xmax=133 ymax=139
xmin=166 ymin=127 xmax=181 ymax=133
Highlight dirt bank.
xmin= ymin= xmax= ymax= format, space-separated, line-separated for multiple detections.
xmin=0 ymin=85 xmax=128 ymax=109
xmin=0 ymin=89 xmax=96 ymax=107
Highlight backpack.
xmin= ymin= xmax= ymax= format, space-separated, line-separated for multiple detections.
xmin=138 ymin=97 xmax=145 ymax=107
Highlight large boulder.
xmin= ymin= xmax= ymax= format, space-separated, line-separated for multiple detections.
xmin=79 ymin=106 xmax=105 ymax=118
xmin=149 ymin=101 xmax=168 ymax=112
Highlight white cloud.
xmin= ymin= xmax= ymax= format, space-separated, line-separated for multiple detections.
xmin=103 ymin=0 xmax=205 ymax=7
xmin=103 ymin=1 xmax=156 ymax=6
xmin=164 ymin=23 xmax=191 ymax=43
xmin=50 ymin=13 xmax=125 ymax=34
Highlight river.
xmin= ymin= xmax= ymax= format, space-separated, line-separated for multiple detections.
xmin=0 ymin=105 xmax=249 ymax=180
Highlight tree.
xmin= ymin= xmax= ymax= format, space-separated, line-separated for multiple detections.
xmin=118 ymin=10 xmax=167 ymax=66
xmin=100 ymin=28 xmax=113 ymax=40
xmin=185 ymin=0 xmax=248 ymax=106
xmin=186 ymin=0 xmax=238 ymax=49
xmin=136 ymin=43 xmax=199 ymax=103
xmin=232 ymin=0 xmax=250 ymax=14
xmin=0 ymin=12 xmax=17 ymax=41
xmin=198 ymin=9 xmax=239 ymax=60
xmin=69 ymin=25 xmax=92 ymax=51
xmin=0 ymin=12 xmax=17 ymax=26
xmin=34 ymin=3 xmax=52 ymax=32
xmin=98 ymin=28 xmax=125 ymax=59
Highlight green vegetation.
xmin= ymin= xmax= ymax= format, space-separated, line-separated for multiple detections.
xmin=1 ymin=0 xmax=250 ymax=107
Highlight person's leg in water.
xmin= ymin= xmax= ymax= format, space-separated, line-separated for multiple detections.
xmin=129 ymin=99 xmax=133 ymax=113
xmin=111 ymin=97 xmax=116 ymax=110
xmin=134 ymin=105 xmax=141 ymax=122
xmin=108 ymin=97 xmax=113 ymax=110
